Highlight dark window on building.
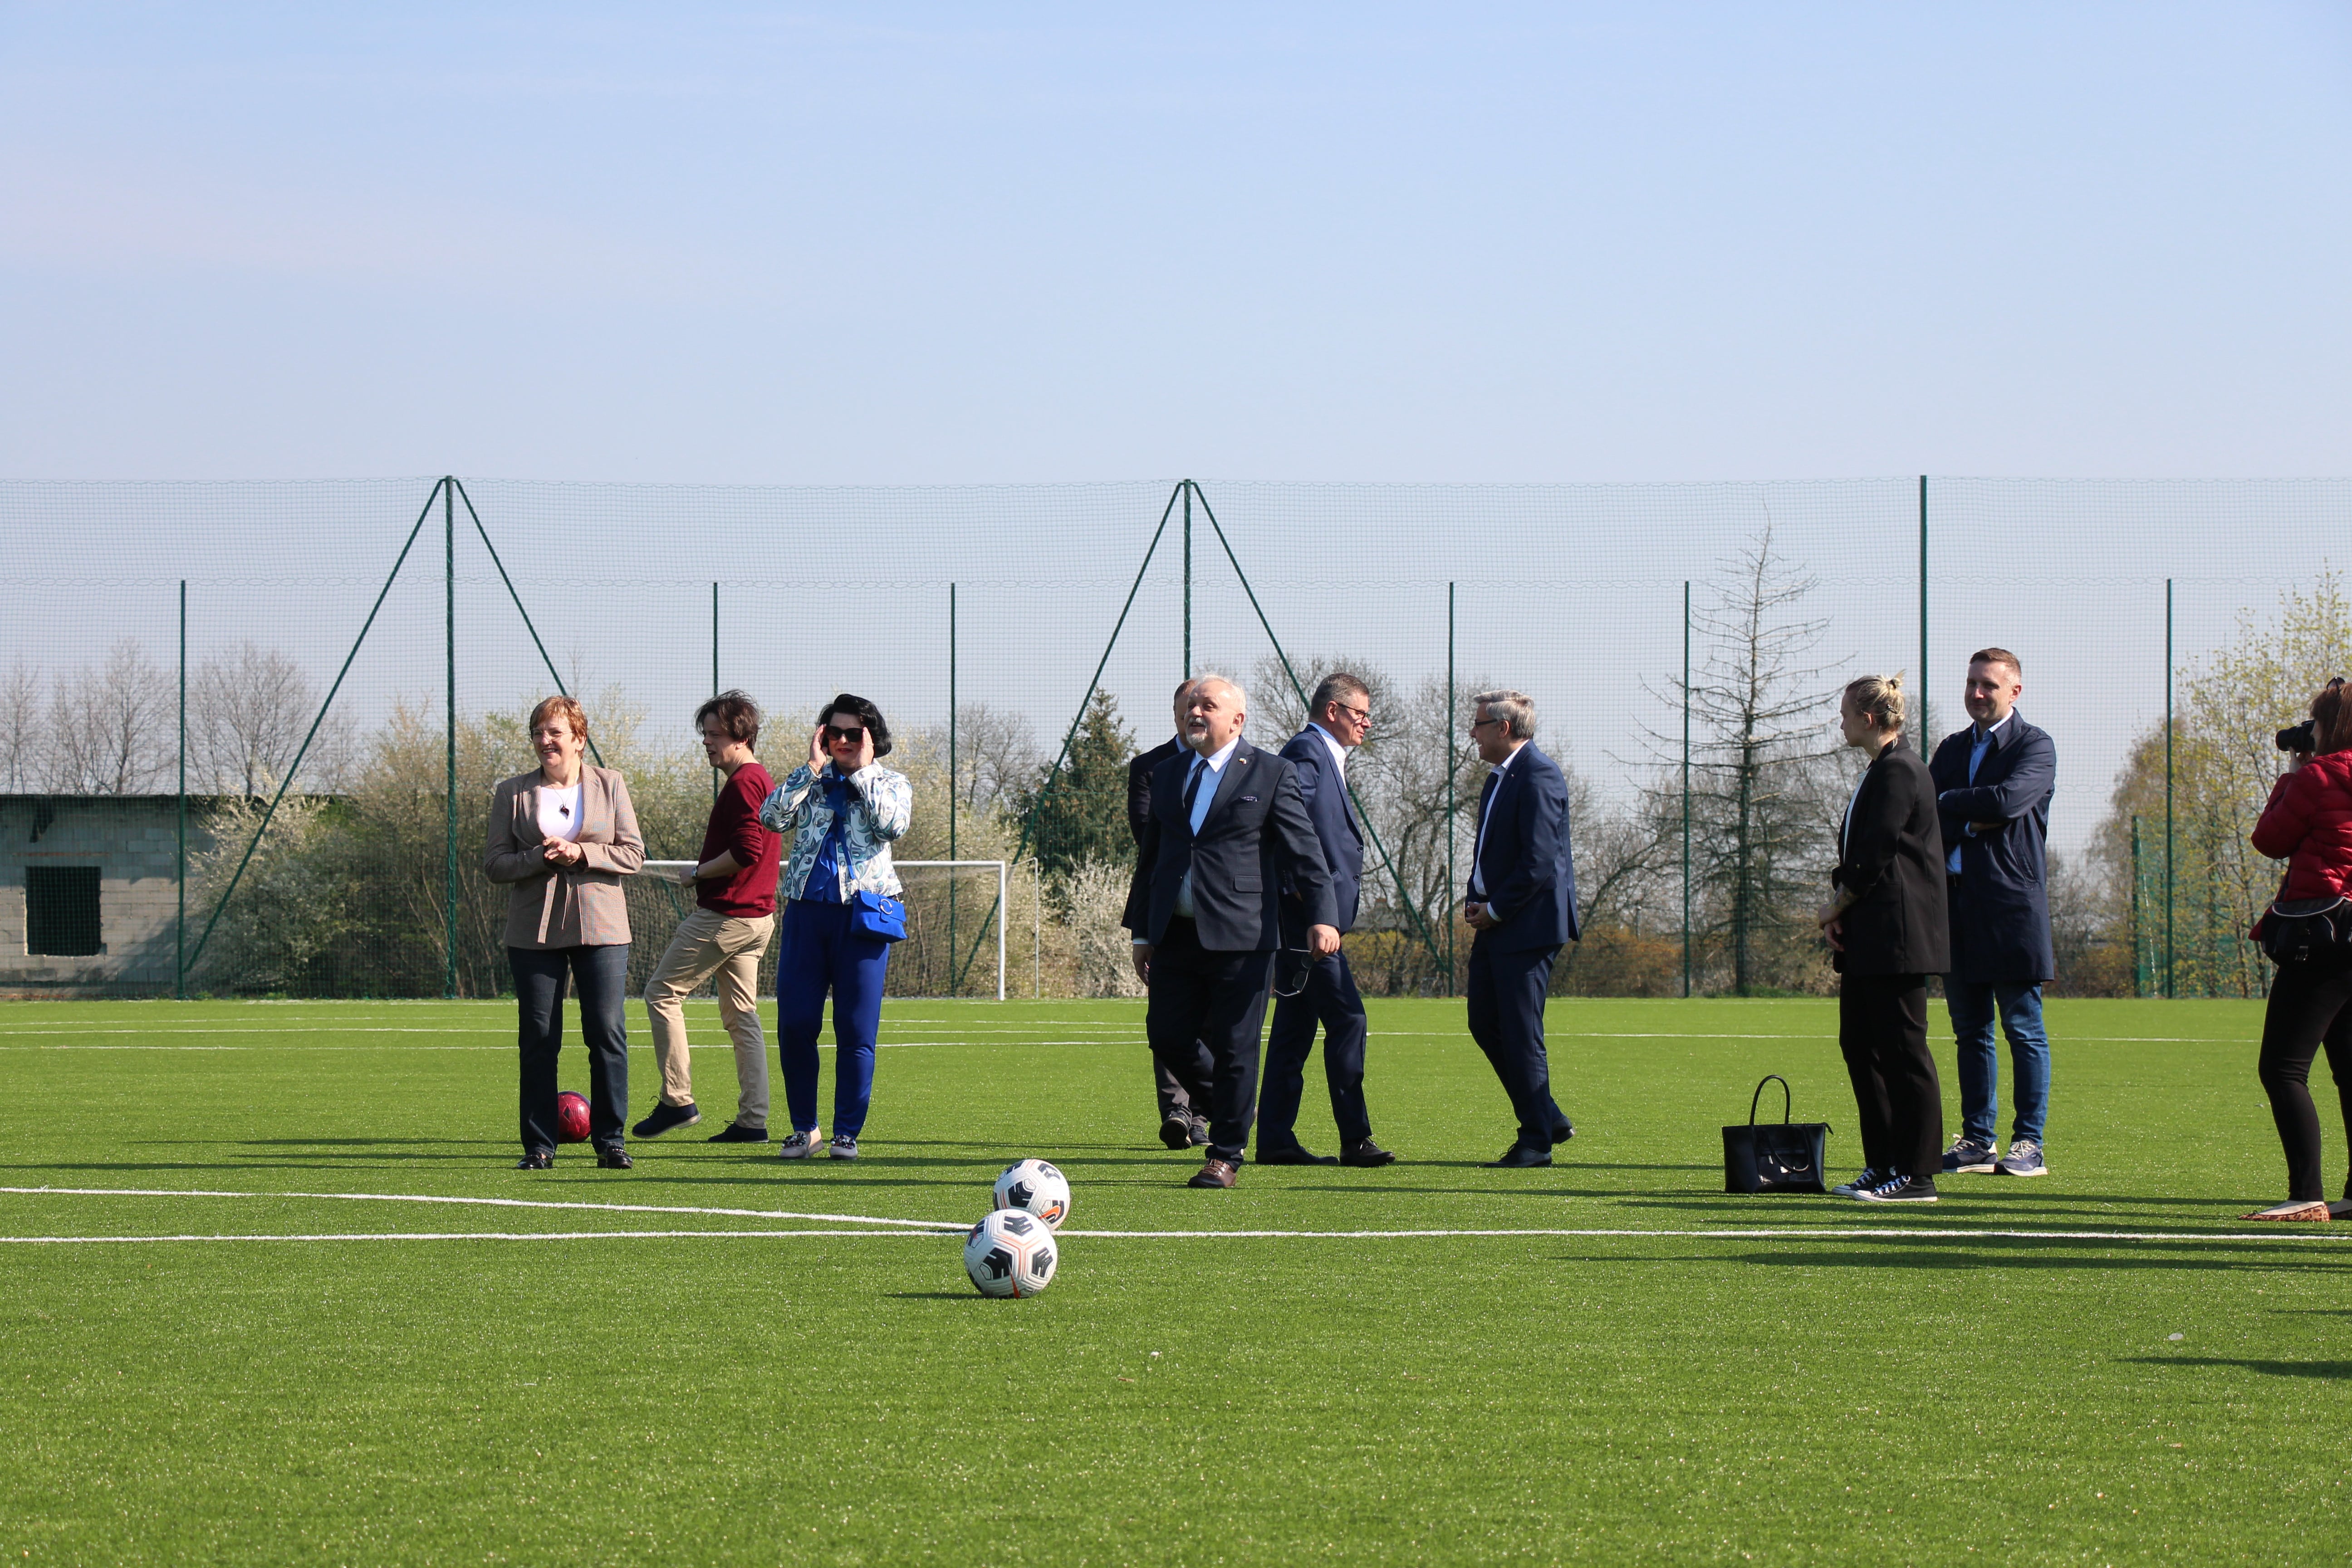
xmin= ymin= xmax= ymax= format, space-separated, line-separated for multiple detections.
xmin=26 ymin=867 xmax=101 ymax=956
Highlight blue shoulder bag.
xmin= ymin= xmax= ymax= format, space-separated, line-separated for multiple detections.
xmin=849 ymin=889 xmax=907 ymax=943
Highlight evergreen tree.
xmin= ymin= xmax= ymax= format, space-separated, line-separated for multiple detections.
xmin=1021 ymin=689 xmax=1138 ymax=877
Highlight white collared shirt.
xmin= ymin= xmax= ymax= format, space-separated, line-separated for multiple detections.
xmin=1946 ymin=711 xmax=2014 ymax=873
xmin=1468 ymin=742 xmax=1526 ymax=900
xmin=1172 ymin=734 xmax=1242 ymax=920
xmin=1308 ymin=720 xmax=1351 ymax=777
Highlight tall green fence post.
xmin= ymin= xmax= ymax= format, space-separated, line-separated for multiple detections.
xmin=1182 ymin=482 xmax=1192 ymax=677
xmin=1446 ymin=581 xmax=1456 ymax=995
xmin=2130 ymin=814 xmax=2145 ymax=996
xmin=1918 ymin=475 xmax=1929 ymax=747
xmin=948 ymin=581 xmax=958 ymax=994
xmin=1682 ymin=579 xmax=1691 ymax=999
xmin=444 ymin=477 xmax=458 ymax=1001
xmin=711 ymin=582 xmax=720 ymax=799
xmin=2165 ymin=578 xmax=2175 ymax=999
xmin=176 ymin=579 xmax=186 ymax=1000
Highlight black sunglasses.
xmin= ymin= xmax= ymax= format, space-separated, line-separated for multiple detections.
xmin=825 ymin=724 xmax=866 ymax=745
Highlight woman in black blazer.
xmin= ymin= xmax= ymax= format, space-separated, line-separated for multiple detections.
xmin=1818 ymin=674 xmax=1951 ymax=1203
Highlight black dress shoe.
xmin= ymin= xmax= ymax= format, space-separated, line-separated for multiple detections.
xmin=1339 ymin=1139 xmax=1396 ymax=1166
xmin=1187 ymin=1113 xmax=1212 ymax=1147
xmin=1553 ymin=1121 xmax=1576 ymax=1142
xmin=515 ymin=1151 xmax=554 ymax=1170
xmin=1188 ymin=1158 xmax=1239 ymax=1189
xmin=1160 ymin=1109 xmax=1196 ymax=1151
xmin=707 ymin=1122 xmax=769 ymax=1143
xmin=632 ymin=1101 xmax=701 ymax=1139
xmin=1257 ymin=1144 xmax=1338 ymax=1166
xmin=1484 ymin=1144 xmax=1552 ymax=1168
xmin=595 ymin=1146 xmax=634 ymax=1170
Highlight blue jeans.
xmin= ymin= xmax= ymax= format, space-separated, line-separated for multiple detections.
xmin=774 ymin=898 xmax=891 ymax=1137
xmin=1946 ymin=977 xmax=2050 ymax=1144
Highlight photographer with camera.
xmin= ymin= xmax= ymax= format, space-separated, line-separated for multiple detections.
xmin=2244 ymin=677 xmax=2352 ymax=1221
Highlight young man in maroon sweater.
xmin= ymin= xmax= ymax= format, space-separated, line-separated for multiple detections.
xmin=635 ymin=691 xmax=784 ymax=1142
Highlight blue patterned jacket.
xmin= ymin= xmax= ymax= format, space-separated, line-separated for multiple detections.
xmin=760 ymin=762 xmax=913 ymax=901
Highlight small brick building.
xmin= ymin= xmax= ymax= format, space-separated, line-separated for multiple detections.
xmin=0 ymin=795 xmax=223 ymax=995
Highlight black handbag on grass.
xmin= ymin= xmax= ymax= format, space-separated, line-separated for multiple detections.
xmin=1722 ymin=1074 xmax=1830 ymax=1194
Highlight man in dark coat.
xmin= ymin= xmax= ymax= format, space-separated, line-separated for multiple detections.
xmin=1260 ymin=672 xmax=1393 ymax=1167
xmin=1462 ymin=688 xmax=1580 ymax=1168
xmin=1131 ymin=677 xmax=1338 ymax=1188
xmin=1123 ymin=679 xmax=1207 ymax=1149
xmin=1820 ymin=675 xmax=1951 ymax=1203
xmin=1927 ymin=647 xmax=2056 ymax=1180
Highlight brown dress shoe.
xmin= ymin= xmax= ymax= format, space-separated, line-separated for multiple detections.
xmin=1188 ymin=1158 xmax=1238 ymax=1189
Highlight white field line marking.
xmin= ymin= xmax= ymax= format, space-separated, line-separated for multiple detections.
xmin=0 ymin=1186 xmax=969 ymax=1231
xmin=0 ymin=1230 xmax=942 ymax=1245
xmin=4 ymin=1188 xmax=2343 ymax=1246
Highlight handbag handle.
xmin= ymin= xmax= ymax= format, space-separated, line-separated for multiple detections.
xmin=1749 ymin=1074 xmax=1793 ymax=1127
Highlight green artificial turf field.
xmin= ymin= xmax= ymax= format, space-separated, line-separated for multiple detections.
xmin=1 ymin=995 xmax=2347 ymax=1564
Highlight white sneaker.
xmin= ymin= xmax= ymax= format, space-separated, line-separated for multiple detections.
xmin=775 ymin=1127 xmax=823 ymax=1160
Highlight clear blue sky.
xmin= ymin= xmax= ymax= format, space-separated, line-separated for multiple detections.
xmin=3 ymin=2 xmax=2347 ymax=482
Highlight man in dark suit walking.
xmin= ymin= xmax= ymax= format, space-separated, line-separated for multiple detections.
xmin=1132 ymin=677 xmax=1339 ymax=1188
xmin=1260 ymin=672 xmax=1394 ymax=1167
xmin=1461 ymin=689 xmax=1579 ymax=1168
xmin=1927 ymin=647 xmax=2057 ymax=1180
xmin=1124 ymin=678 xmax=1208 ymax=1149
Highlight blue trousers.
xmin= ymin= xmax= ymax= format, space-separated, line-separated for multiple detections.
xmin=1947 ymin=977 xmax=2050 ymax=1144
xmin=1466 ymin=935 xmax=1570 ymax=1154
xmin=1261 ymin=950 xmax=1372 ymax=1148
xmin=509 ymin=943 xmax=631 ymax=1155
xmin=774 ymin=898 xmax=891 ymax=1137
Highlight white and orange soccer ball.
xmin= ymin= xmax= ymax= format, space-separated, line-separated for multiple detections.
xmin=962 ymin=1209 xmax=1059 ymax=1298
xmin=992 ymin=1158 xmax=1071 ymax=1230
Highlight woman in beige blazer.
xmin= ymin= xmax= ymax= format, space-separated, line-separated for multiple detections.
xmin=485 ymin=695 xmax=646 ymax=1169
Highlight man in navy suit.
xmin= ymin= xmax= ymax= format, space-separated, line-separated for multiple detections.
xmin=1928 ymin=647 xmax=2057 ymax=1180
xmin=1260 ymin=672 xmax=1395 ymax=1167
xmin=1132 ymin=677 xmax=1339 ymax=1188
xmin=1462 ymin=688 xmax=1579 ymax=1168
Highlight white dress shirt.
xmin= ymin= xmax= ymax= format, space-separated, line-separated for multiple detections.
xmin=1468 ymin=743 xmax=1526 ymax=901
xmin=1308 ymin=720 xmax=1351 ymax=777
xmin=1136 ymin=735 xmax=1240 ymax=931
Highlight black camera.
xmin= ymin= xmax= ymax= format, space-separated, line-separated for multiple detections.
xmin=2278 ymin=719 xmax=2317 ymax=753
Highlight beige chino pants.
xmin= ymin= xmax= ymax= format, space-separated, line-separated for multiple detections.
xmin=643 ymin=908 xmax=775 ymax=1128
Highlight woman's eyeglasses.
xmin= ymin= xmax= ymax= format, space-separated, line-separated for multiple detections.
xmin=825 ymin=725 xmax=866 ymax=745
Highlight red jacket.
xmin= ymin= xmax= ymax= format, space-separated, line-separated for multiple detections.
xmin=2251 ymin=750 xmax=2352 ymax=907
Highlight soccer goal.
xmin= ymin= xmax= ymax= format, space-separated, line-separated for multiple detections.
xmin=635 ymin=859 xmax=1010 ymax=1000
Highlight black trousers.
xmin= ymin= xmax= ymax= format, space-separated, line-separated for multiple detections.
xmin=1838 ymin=972 xmax=1941 ymax=1179
xmin=1152 ymin=1058 xmax=1198 ymax=1121
xmin=1466 ymin=934 xmax=1570 ymax=1153
xmin=1260 ymin=950 xmax=1372 ymax=1148
xmin=2256 ymin=957 xmax=2352 ymax=1202
xmin=511 ymin=944 xmax=631 ymax=1155
xmin=1145 ymin=918 xmax=1273 ymax=1164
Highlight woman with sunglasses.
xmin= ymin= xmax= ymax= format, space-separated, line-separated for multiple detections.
xmin=2244 ymin=677 xmax=2352 ymax=1220
xmin=759 ymin=693 xmax=912 ymax=1160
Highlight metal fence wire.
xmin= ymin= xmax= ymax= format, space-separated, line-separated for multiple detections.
xmin=1 ymin=475 xmax=2346 ymax=1000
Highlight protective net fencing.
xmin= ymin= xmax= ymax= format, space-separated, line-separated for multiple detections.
xmin=2 ymin=475 xmax=2345 ymax=1000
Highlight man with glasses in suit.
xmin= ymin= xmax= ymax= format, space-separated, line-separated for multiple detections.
xmin=1462 ymin=688 xmax=1579 ymax=1168
xmin=1259 ymin=672 xmax=1395 ymax=1167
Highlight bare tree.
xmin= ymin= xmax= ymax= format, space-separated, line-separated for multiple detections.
xmin=192 ymin=642 xmax=318 ymax=797
xmin=0 ymin=658 xmax=41 ymax=793
xmin=1645 ymin=522 xmax=1848 ymax=994
xmin=942 ymin=703 xmax=1044 ymax=818
xmin=46 ymin=638 xmax=172 ymax=794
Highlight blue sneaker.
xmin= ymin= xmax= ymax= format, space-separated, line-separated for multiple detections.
xmin=1941 ymin=1136 xmax=1997 ymax=1175
xmin=1997 ymin=1139 xmax=2047 ymax=1177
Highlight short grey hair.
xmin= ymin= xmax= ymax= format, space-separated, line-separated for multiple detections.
xmin=1470 ymin=688 xmax=1535 ymax=740
xmin=1309 ymin=671 xmax=1369 ymax=717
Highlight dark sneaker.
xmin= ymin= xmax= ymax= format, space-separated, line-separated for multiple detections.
xmin=515 ymin=1151 xmax=554 ymax=1170
xmin=1857 ymin=1173 xmax=1938 ymax=1203
xmin=1257 ymin=1144 xmax=1338 ymax=1166
xmin=595 ymin=1146 xmax=634 ymax=1170
xmin=1940 ymin=1136 xmax=1997 ymax=1175
xmin=1159 ymin=1109 xmax=1195 ymax=1151
xmin=1831 ymin=1166 xmax=1882 ymax=1198
xmin=1339 ymin=1139 xmax=1396 ymax=1167
xmin=775 ymin=1130 xmax=821 ymax=1160
xmin=1186 ymin=1113 xmax=1212 ymax=1147
xmin=707 ymin=1121 xmax=769 ymax=1143
xmin=1997 ymin=1138 xmax=2048 ymax=1177
xmin=632 ymin=1101 xmax=701 ymax=1139
xmin=828 ymin=1134 xmax=860 ymax=1161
